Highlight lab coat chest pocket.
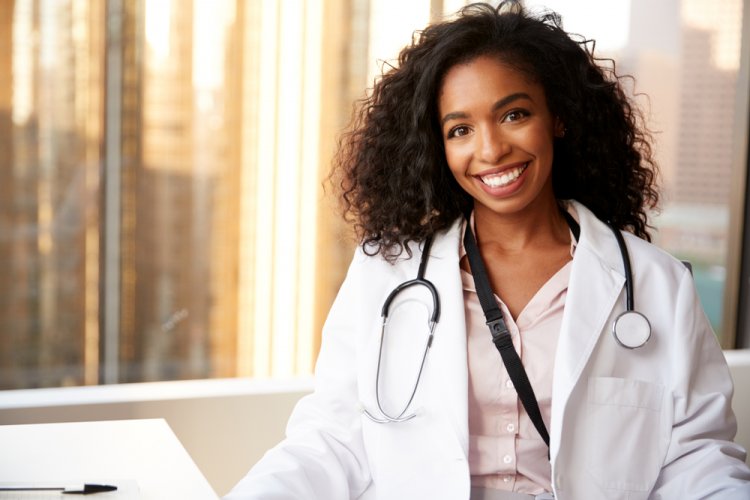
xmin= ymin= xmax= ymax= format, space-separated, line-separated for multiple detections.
xmin=586 ymin=377 xmax=667 ymax=492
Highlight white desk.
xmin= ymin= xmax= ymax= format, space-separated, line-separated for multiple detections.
xmin=0 ymin=419 xmax=218 ymax=499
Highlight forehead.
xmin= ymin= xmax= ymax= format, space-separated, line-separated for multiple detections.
xmin=438 ymin=55 xmax=546 ymax=111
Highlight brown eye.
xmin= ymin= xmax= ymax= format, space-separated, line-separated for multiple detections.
xmin=447 ymin=125 xmax=470 ymax=138
xmin=503 ymin=109 xmax=530 ymax=122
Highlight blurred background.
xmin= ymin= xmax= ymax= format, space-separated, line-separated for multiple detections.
xmin=0 ymin=0 xmax=747 ymax=390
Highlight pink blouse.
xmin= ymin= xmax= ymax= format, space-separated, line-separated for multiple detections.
xmin=461 ymin=219 xmax=576 ymax=494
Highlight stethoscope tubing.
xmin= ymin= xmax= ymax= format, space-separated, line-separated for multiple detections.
xmin=366 ymin=236 xmax=439 ymax=424
xmin=363 ymin=317 xmax=437 ymax=423
xmin=610 ymin=221 xmax=635 ymax=311
xmin=380 ymin=279 xmax=440 ymax=324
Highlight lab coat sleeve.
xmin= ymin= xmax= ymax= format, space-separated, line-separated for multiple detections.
xmin=649 ymin=267 xmax=750 ymax=499
xmin=224 ymin=251 xmax=372 ymax=500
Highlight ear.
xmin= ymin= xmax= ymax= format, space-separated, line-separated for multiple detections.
xmin=554 ymin=117 xmax=566 ymax=138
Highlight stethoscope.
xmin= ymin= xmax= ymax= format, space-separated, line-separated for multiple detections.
xmin=363 ymin=213 xmax=651 ymax=424
xmin=361 ymin=236 xmax=440 ymax=424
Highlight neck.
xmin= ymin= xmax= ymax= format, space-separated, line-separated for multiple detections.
xmin=473 ymin=198 xmax=570 ymax=253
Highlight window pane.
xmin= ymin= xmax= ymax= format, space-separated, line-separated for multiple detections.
xmin=117 ymin=0 xmax=332 ymax=382
xmin=115 ymin=0 xmax=240 ymax=382
xmin=0 ymin=0 xmax=105 ymax=389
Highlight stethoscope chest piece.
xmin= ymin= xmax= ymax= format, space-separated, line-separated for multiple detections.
xmin=612 ymin=310 xmax=651 ymax=349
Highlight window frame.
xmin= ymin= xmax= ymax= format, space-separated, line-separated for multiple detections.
xmin=731 ymin=0 xmax=750 ymax=349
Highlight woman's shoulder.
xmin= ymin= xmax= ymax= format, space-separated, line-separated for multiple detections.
xmin=620 ymin=231 xmax=693 ymax=296
xmin=572 ymin=200 xmax=689 ymax=278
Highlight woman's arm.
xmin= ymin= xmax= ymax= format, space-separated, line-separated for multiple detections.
xmin=224 ymin=252 xmax=373 ymax=499
xmin=650 ymin=268 xmax=750 ymax=498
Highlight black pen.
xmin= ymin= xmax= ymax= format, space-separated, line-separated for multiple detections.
xmin=0 ymin=483 xmax=118 ymax=494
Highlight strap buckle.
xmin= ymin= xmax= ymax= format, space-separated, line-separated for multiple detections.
xmin=487 ymin=318 xmax=512 ymax=349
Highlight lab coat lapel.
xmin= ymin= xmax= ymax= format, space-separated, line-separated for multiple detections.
xmin=423 ymin=219 xmax=470 ymax=456
xmin=550 ymin=202 xmax=625 ymax=460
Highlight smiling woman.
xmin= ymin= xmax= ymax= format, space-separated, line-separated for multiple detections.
xmin=226 ymin=2 xmax=750 ymax=499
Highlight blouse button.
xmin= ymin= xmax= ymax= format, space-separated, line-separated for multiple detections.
xmin=503 ymin=455 xmax=513 ymax=464
xmin=503 ymin=476 xmax=512 ymax=483
xmin=505 ymin=380 xmax=513 ymax=389
xmin=506 ymin=423 xmax=515 ymax=433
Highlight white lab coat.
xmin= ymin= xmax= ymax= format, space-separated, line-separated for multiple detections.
xmin=226 ymin=201 xmax=750 ymax=500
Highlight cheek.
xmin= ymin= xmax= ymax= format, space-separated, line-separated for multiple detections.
xmin=443 ymin=143 xmax=469 ymax=177
xmin=445 ymin=157 xmax=468 ymax=186
xmin=524 ymin=128 xmax=556 ymax=163
xmin=442 ymin=146 xmax=457 ymax=174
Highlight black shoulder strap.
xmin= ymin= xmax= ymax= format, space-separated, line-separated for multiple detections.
xmin=462 ymin=218 xmax=551 ymax=451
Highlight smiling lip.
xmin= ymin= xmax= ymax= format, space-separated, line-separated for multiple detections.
xmin=474 ymin=162 xmax=529 ymax=191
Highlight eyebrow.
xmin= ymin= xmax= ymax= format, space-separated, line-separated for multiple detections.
xmin=440 ymin=92 xmax=533 ymax=127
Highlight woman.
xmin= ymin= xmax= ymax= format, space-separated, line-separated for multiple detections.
xmin=226 ymin=3 xmax=750 ymax=499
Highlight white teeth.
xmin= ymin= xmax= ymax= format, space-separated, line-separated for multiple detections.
xmin=480 ymin=164 xmax=527 ymax=188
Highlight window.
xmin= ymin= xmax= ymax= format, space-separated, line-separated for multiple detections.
xmin=0 ymin=0 xmax=374 ymax=389
xmin=3 ymin=0 xmax=747 ymax=390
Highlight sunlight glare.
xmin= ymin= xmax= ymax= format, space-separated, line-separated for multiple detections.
xmin=145 ymin=0 xmax=171 ymax=61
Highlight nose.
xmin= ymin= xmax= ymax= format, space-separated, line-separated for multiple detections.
xmin=476 ymin=125 xmax=510 ymax=164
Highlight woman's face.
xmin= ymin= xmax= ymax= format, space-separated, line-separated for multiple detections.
xmin=438 ymin=55 xmax=563 ymax=220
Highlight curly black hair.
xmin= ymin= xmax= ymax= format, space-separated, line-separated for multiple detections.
xmin=333 ymin=1 xmax=659 ymax=260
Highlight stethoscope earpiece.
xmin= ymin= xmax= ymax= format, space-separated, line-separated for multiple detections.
xmin=612 ymin=310 xmax=651 ymax=349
